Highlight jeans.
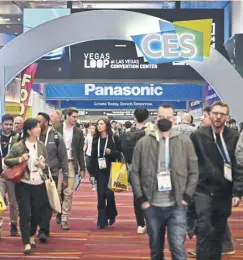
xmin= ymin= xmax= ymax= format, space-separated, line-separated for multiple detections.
xmin=194 ymin=191 xmax=232 ymax=260
xmin=143 ymin=205 xmax=187 ymax=260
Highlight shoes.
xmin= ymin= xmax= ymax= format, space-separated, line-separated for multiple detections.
xmin=109 ymin=218 xmax=116 ymax=226
xmin=222 ymin=249 xmax=235 ymax=255
xmin=61 ymin=221 xmax=70 ymax=230
xmin=24 ymin=244 xmax=31 ymax=255
xmin=10 ymin=223 xmax=18 ymax=237
xmin=188 ymin=249 xmax=196 ymax=256
xmin=56 ymin=213 xmax=62 ymax=225
xmin=137 ymin=226 xmax=147 ymax=234
xmin=188 ymin=249 xmax=236 ymax=256
xmin=39 ymin=233 xmax=48 ymax=243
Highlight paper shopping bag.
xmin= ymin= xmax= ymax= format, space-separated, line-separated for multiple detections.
xmin=108 ymin=162 xmax=129 ymax=192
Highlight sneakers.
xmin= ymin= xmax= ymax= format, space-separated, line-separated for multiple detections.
xmin=137 ymin=226 xmax=147 ymax=234
xmin=222 ymin=249 xmax=235 ymax=255
xmin=61 ymin=221 xmax=70 ymax=230
xmin=10 ymin=223 xmax=18 ymax=237
xmin=188 ymin=249 xmax=235 ymax=256
xmin=188 ymin=249 xmax=196 ymax=256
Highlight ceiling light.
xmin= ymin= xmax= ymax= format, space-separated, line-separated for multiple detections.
xmin=18 ymin=18 xmax=21 ymax=21
xmin=7 ymin=25 xmax=11 ymax=28
xmin=14 ymin=32 xmax=18 ymax=35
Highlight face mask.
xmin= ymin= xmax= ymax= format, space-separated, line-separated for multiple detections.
xmin=157 ymin=119 xmax=172 ymax=132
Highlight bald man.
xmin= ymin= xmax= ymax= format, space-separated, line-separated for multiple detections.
xmin=50 ymin=111 xmax=62 ymax=125
xmin=174 ymin=113 xmax=195 ymax=136
xmin=14 ymin=116 xmax=24 ymax=137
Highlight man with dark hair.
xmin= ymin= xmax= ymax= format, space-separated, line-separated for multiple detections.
xmin=0 ymin=114 xmax=19 ymax=239
xmin=36 ymin=112 xmax=69 ymax=241
xmin=121 ymin=108 xmax=149 ymax=234
xmin=201 ymin=106 xmax=212 ymax=126
xmin=54 ymin=107 xmax=85 ymax=230
xmin=131 ymin=104 xmax=198 ymax=259
xmin=190 ymin=101 xmax=243 ymax=260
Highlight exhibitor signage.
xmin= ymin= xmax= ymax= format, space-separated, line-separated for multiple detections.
xmin=71 ymin=9 xmax=227 ymax=80
xmin=45 ymin=83 xmax=203 ymax=101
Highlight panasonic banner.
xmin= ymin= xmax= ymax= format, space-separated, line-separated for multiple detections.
xmin=45 ymin=83 xmax=203 ymax=101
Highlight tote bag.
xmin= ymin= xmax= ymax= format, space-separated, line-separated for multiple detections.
xmin=45 ymin=168 xmax=61 ymax=213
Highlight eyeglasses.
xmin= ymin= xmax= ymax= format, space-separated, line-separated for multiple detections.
xmin=211 ymin=112 xmax=228 ymax=117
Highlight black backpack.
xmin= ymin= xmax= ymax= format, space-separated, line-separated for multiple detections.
xmin=122 ymin=127 xmax=146 ymax=164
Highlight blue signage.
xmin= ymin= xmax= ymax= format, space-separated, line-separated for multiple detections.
xmin=188 ymin=100 xmax=203 ymax=110
xmin=58 ymin=100 xmax=187 ymax=110
xmin=45 ymin=83 xmax=203 ymax=101
xmin=204 ymin=84 xmax=221 ymax=106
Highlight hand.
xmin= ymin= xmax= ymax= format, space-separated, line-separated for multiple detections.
xmin=19 ymin=153 xmax=29 ymax=163
xmin=35 ymin=159 xmax=45 ymax=169
xmin=141 ymin=201 xmax=150 ymax=209
xmin=106 ymin=148 xmax=111 ymax=155
xmin=38 ymin=155 xmax=45 ymax=162
xmin=232 ymin=197 xmax=241 ymax=207
xmin=182 ymin=200 xmax=188 ymax=206
xmin=80 ymin=171 xmax=85 ymax=179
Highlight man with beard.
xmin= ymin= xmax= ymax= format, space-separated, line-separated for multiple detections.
xmin=190 ymin=101 xmax=243 ymax=260
xmin=188 ymin=105 xmax=235 ymax=256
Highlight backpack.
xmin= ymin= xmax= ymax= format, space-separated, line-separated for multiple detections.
xmin=52 ymin=129 xmax=59 ymax=148
xmin=122 ymin=128 xmax=146 ymax=164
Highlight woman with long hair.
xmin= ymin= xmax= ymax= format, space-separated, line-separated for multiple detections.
xmin=89 ymin=118 xmax=121 ymax=229
xmin=4 ymin=118 xmax=51 ymax=254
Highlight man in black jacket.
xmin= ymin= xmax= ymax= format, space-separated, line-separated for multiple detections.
xmin=191 ymin=101 xmax=243 ymax=260
xmin=54 ymin=107 xmax=85 ymax=230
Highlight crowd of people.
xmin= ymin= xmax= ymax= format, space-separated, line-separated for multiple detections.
xmin=0 ymin=102 xmax=243 ymax=260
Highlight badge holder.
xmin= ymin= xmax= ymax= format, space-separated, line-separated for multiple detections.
xmin=98 ymin=158 xmax=107 ymax=169
xmin=224 ymin=163 xmax=232 ymax=182
xmin=157 ymin=171 xmax=172 ymax=192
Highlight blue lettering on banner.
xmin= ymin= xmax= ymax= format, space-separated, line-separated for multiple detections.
xmin=45 ymin=83 xmax=203 ymax=101
xmin=58 ymin=100 xmax=187 ymax=110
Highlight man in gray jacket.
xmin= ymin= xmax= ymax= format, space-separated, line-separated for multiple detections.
xmin=36 ymin=113 xmax=69 ymax=242
xmin=131 ymin=104 xmax=199 ymax=260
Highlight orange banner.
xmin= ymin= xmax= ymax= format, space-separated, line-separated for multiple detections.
xmin=20 ymin=64 xmax=38 ymax=118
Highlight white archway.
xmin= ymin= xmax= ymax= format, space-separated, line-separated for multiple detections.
xmin=0 ymin=10 xmax=242 ymax=121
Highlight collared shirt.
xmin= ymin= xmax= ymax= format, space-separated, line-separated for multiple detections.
xmin=63 ymin=122 xmax=74 ymax=159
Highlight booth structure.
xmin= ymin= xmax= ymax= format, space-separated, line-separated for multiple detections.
xmin=0 ymin=10 xmax=243 ymax=121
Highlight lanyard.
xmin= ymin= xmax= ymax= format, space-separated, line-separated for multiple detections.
xmin=0 ymin=135 xmax=13 ymax=157
xmin=97 ymin=136 xmax=108 ymax=158
xmin=158 ymin=137 xmax=170 ymax=171
xmin=212 ymin=130 xmax=231 ymax=164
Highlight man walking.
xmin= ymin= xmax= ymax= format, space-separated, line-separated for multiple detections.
xmin=190 ymin=101 xmax=243 ymax=260
xmin=54 ymin=107 xmax=85 ymax=230
xmin=131 ymin=104 xmax=199 ymax=260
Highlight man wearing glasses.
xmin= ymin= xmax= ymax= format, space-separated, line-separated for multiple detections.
xmin=190 ymin=101 xmax=243 ymax=260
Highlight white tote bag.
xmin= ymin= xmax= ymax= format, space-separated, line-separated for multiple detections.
xmin=45 ymin=168 xmax=61 ymax=213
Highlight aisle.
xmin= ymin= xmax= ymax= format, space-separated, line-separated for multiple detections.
xmin=0 ymin=180 xmax=243 ymax=259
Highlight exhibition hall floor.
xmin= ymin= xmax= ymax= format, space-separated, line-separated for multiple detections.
xmin=0 ymin=179 xmax=243 ymax=259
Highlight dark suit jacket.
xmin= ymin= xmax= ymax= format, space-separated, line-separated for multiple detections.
xmin=54 ymin=123 xmax=85 ymax=174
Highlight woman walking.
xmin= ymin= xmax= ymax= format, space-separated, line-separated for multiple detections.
xmin=89 ymin=119 xmax=121 ymax=229
xmin=4 ymin=118 xmax=51 ymax=254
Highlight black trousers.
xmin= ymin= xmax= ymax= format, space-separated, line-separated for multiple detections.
xmin=133 ymin=192 xmax=145 ymax=227
xmin=15 ymin=182 xmax=52 ymax=245
xmin=96 ymin=171 xmax=117 ymax=226
xmin=194 ymin=191 xmax=232 ymax=260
